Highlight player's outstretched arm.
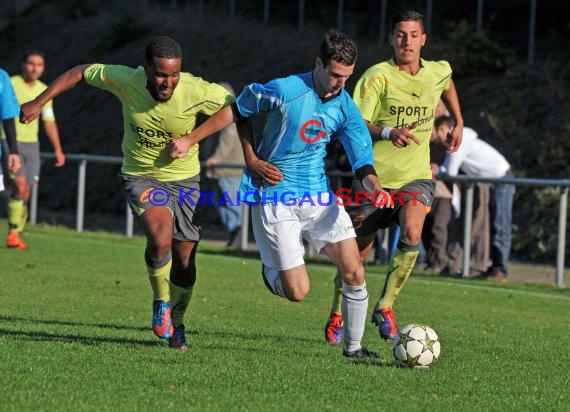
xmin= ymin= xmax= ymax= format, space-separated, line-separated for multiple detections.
xmin=168 ymin=104 xmax=235 ymax=159
xmin=20 ymin=64 xmax=92 ymax=125
xmin=441 ymin=79 xmax=464 ymax=153
xmin=235 ymin=115 xmax=282 ymax=186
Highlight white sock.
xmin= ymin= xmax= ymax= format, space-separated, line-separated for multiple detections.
xmin=341 ymin=282 xmax=368 ymax=353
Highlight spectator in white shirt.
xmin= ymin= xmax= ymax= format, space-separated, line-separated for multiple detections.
xmin=434 ymin=116 xmax=515 ymax=281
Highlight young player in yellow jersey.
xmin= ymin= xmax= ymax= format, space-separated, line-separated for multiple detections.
xmin=20 ymin=37 xmax=236 ymax=350
xmin=6 ymin=51 xmax=65 ymax=250
xmin=324 ymin=10 xmax=464 ymax=344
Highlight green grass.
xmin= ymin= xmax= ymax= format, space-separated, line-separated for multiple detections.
xmin=1 ymin=223 xmax=569 ymax=411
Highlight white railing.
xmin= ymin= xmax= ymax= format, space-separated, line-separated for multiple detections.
xmin=33 ymin=152 xmax=568 ymax=287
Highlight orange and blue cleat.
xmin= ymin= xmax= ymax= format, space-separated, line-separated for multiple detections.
xmin=324 ymin=312 xmax=343 ymax=345
xmin=371 ymin=307 xmax=398 ymax=340
xmin=169 ymin=324 xmax=189 ymax=351
xmin=152 ymin=300 xmax=174 ymax=339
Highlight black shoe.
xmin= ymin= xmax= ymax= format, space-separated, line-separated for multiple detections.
xmin=474 ymin=268 xmax=506 ymax=281
xmin=343 ymin=346 xmax=383 ymax=359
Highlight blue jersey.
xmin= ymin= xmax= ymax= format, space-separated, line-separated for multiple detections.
xmin=236 ymin=71 xmax=374 ymax=202
xmin=0 ymin=68 xmax=20 ymax=157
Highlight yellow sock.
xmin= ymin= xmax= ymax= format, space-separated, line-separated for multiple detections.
xmin=8 ymin=199 xmax=24 ymax=232
xmin=377 ymin=241 xmax=419 ymax=309
xmin=330 ymin=272 xmax=343 ymax=314
xmin=170 ymin=282 xmax=193 ymax=327
xmin=145 ymin=250 xmax=172 ymax=302
xmin=18 ymin=204 xmax=28 ymax=233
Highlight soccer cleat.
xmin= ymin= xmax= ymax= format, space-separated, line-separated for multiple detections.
xmin=371 ymin=307 xmax=398 ymax=340
xmin=152 ymin=300 xmax=174 ymax=339
xmin=169 ymin=324 xmax=189 ymax=351
xmin=324 ymin=312 xmax=343 ymax=345
xmin=343 ymin=346 xmax=383 ymax=360
xmin=6 ymin=231 xmax=27 ymax=250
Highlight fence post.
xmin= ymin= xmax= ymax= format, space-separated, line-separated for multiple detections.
xmin=336 ymin=0 xmax=344 ymax=31
xmin=461 ymin=183 xmax=474 ymax=278
xmin=298 ymin=0 xmax=305 ymax=32
xmin=229 ymin=0 xmax=236 ymax=20
xmin=30 ymin=185 xmax=38 ymax=225
xmin=76 ymin=159 xmax=86 ymax=233
xmin=555 ymin=186 xmax=568 ymax=287
xmin=239 ymin=203 xmax=250 ymax=250
xmin=263 ymin=0 xmax=270 ymax=26
xmin=425 ymin=0 xmax=433 ymax=36
xmin=527 ymin=0 xmax=537 ymax=65
xmin=476 ymin=0 xmax=484 ymax=32
xmin=378 ymin=0 xmax=387 ymax=45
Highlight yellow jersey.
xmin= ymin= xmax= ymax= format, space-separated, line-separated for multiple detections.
xmin=11 ymin=74 xmax=55 ymax=143
xmin=84 ymin=64 xmax=234 ymax=181
xmin=353 ymin=58 xmax=452 ymax=188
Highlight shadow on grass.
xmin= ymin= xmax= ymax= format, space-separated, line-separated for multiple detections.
xmin=0 ymin=327 xmax=161 ymax=347
xmin=199 ymin=247 xmax=350 ymax=269
xmin=199 ymin=247 xmax=261 ymax=261
xmin=0 ymin=315 xmax=319 ymax=346
xmin=0 ymin=315 xmax=148 ymax=332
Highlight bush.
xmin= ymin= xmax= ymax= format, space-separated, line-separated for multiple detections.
xmin=445 ymin=20 xmax=513 ymax=76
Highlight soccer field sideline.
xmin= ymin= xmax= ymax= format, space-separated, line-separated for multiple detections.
xmin=17 ymin=226 xmax=570 ymax=302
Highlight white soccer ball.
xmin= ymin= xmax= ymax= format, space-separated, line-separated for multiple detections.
xmin=392 ymin=323 xmax=440 ymax=368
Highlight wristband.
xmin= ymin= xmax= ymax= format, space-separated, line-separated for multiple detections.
xmin=380 ymin=127 xmax=393 ymax=141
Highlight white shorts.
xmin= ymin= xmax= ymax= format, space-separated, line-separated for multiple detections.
xmin=0 ymin=172 xmax=4 ymax=192
xmin=251 ymin=194 xmax=356 ymax=272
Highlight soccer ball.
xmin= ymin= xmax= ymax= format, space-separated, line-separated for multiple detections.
xmin=392 ymin=324 xmax=440 ymax=368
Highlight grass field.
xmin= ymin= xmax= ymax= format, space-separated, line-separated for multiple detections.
xmin=1 ymin=223 xmax=569 ymax=411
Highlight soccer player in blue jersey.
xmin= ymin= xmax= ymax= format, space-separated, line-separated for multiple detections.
xmin=232 ymin=31 xmax=393 ymax=360
xmin=324 ymin=10 xmax=464 ymax=345
xmin=0 ymin=68 xmax=22 ymax=191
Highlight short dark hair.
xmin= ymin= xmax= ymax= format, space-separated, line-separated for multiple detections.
xmin=318 ymin=30 xmax=357 ymax=67
xmin=145 ymin=36 xmax=182 ymax=65
xmin=391 ymin=10 xmax=424 ymax=33
xmin=434 ymin=115 xmax=454 ymax=129
xmin=22 ymin=50 xmax=45 ymax=63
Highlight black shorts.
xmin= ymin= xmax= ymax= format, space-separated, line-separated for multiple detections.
xmin=120 ymin=173 xmax=203 ymax=242
xmin=344 ymin=178 xmax=435 ymax=238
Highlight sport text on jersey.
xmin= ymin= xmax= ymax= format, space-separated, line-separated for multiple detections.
xmin=129 ymin=123 xmax=189 ymax=148
xmin=389 ymin=105 xmax=434 ymax=130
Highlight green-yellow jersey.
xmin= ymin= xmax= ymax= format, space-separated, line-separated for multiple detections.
xmin=10 ymin=75 xmax=55 ymax=143
xmin=84 ymin=64 xmax=234 ymax=181
xmin=353 ymin=58 xmax=452 ymax=189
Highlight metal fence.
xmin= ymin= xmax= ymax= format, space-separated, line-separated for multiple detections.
xmin=32 ymin=152 xmax=568 ymax=287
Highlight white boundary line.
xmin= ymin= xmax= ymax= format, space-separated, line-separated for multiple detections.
xmin=407 ymin=275 xmax=570 ymax=302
